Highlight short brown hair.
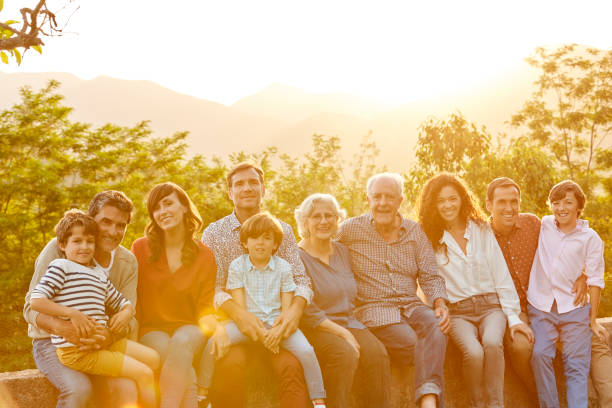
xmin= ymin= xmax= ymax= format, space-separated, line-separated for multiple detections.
xmin=55 ymin=209 xmax=98 ymax=246
xmin=548 ymin=180 xmax=586 ymax=217
xmin=487 ymin=177 xmax=521 ymax=202
xmin=239 ymin=212 xmax=284 ymax=250
xmin=88 ymin=190 xmax=134 ymax=223
xmin=226 ymin=162 xmax=264 ymax=189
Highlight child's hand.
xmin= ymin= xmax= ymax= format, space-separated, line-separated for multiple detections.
xmin=262 ymin=326 xmax=283 ymax=354
xmin=109 ymin=308 xmax=132 ymax=335
xmin=67 ymin=309 xmax=96 ymax=338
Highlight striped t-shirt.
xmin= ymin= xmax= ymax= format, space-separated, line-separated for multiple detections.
xmin=30 ymin=258 xmax=130 ymax=347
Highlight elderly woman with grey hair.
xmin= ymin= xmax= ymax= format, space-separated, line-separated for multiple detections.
xmin=295 ymin=193 xmax=390 ymax=408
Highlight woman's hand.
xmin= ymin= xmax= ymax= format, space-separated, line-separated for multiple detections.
xmin=67 ymin=309 xmax=96 ymax=338
xmin=340 ymin=328 xmax=360 ymax=357
xmin=210 ymin=324 xmax=231 ymax=360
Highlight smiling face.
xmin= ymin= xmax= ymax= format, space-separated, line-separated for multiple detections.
xmin=305 ymin=201 xmax=339 ymax=241
xmin=486 ymin=185 xmax=520 ymax=234
xmin=551 ymin=191 xmax=580 ymax=231
xmin=244 ymin=231 xmax=277 ymax=265
xmin=436 ymin=185 xmax=462 ymax=226
xmin=92 ymin=205 xmax=130 ymax=254
xmin=152 ymin=191 xmax=187 ymax=232
xmin=228 ymin=168 xmax=265 ymax=212
xmin=367 ymin=177 xmax=403 ymax=227
xmin=59 ymin=225 xmax=96 ymax=266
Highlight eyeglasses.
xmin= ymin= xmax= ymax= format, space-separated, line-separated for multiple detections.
xmin=309 ymin=213 xmax=338 ymax=223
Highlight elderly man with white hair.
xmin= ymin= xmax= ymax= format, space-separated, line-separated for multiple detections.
xmin=336 ymin=172 xmax=450 ymax=408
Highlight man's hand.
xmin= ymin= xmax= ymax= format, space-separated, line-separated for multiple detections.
xmin=340 ymin=328 xmax=360 ymax=357
xmin=591 ymin=319 xmax=610 ymax=344
xmin=509 ymin=323 xmax=535 ymax=344
xmin=272 ymin=300 xmax=304 ymax=339
xmin=233 ymin=308 xmax=266 ymax=341
xmin=210 ymin=324 xmax=231 ymax=360
xmin=572 ymin=274 xmax=588 ymax=307
xmin=433 ymin=298 xmax=450 ymax=334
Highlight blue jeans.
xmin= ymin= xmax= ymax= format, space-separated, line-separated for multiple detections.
xmin=140 ymin=324 xmax=206 ymax=408
xmin=199 ymin=321 xmax=326 ymax=400
xmin=529 ymin=303 xmax=592 ymax=408
xmin=32 ymin=338 xmax=138 ymax=408
xmin=371 ymin=305 xmax=447 ymax=407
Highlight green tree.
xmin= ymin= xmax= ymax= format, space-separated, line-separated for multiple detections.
xmin=511 ymin=44 xmax=612 ymax=194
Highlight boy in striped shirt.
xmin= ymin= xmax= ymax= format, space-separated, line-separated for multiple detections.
xmin=30 ymin=210 xmax=159 ymax=408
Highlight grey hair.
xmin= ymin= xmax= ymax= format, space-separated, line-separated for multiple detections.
xmin=294 ymin=193 xmax=347 ymax=239
xmin=366 ymin=172 xmax=404 ymax=197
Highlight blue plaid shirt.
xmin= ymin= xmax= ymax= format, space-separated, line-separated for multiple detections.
xmin=227 ymin=255 xmax=296 ymax=325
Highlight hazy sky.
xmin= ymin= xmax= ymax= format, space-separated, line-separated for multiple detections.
xmin=2 ymin=0 xmax=611 ymax=105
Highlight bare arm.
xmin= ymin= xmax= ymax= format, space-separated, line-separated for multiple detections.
xmin=230 ymin=288 xmax=247 ymax=310
xmin=588 ymin=286 xmax=608 ymax=342
xmin=317 ymin=318 xmax=360 ymax=355
xmin=280 ymin=291 xmax=293 ymax=312
xmin=30 ymin=297 xmax=96 ymax=338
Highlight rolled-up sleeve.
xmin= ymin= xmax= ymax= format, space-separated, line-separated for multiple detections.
xmin=585 ymin=234 xmax=605 ymax=289
xmin=414 ymin=225 xmax=448 ymax=304
xmin=487 ymin=228 xmax=522 ymax=327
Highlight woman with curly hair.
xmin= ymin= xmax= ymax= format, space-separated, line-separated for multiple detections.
xmin=417 ymin=173 xmax=529 ymax=408
xmin=132 ymin=182 xmax=217 ymax=407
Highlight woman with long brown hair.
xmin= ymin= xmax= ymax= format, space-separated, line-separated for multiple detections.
xmin=132 ymin=182 xmax=217 ymax=407
xmin=417 ymin=173 xmax=528 ymax=408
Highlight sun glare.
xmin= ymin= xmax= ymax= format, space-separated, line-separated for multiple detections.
xmin=1 ymin=0 xmax=611 ymax=105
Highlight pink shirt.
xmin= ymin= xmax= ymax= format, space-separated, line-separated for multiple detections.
xmin=527 ymin=215 xmax=604 ymax=314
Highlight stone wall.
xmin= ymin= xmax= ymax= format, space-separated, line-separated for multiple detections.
xmin=2 ymin=317 xmax=611 ymax=408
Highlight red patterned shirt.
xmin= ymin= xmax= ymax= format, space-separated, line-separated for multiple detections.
xmin=491 ymin=213 xmax=541 ymax=313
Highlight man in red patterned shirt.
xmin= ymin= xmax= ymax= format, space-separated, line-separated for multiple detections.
xmin=486 ymin=177 xmax=612 ymax=406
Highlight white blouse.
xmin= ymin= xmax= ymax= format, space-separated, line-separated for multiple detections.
xmin=436 ymin=220 xmax=521 ymax=327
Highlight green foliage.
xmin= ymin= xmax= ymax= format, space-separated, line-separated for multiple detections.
xmin=511 ymin=44 xmax=612 ymax=194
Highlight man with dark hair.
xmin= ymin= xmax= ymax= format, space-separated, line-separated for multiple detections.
xmin=486 ymin=177 xmax=612 ymax=406
xmin=202 ymin=162 xmax=313 ymax=408
xmin=24 ymin=190 xmax=139 ymax=407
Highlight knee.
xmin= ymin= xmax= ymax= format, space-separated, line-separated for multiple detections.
xmin=360 ymin=339 xmax=389 ymax=368
xmin=531 ymin=345 xmax=552 ymax=366
xmin=462 ymin=343 xmax=485 ymax=364
xmin=508 ymin=333 xmax=533 ymax=357
xmin=482 ymin=337 xmax=504 ymax=354
xmin=170 ymin=327 xmax=203 ymax=350
xmin=147 ymin=349 xmax=161 ymax=371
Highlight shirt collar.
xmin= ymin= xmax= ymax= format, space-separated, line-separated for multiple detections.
xmin=246 ymin=254 xmax=275 ymax=272
xmin=229 ymin=211 xmax=242 ymax=231
xmin=366 ymin=212 xmax=408 ymax=234
xmin=440 ymin=219 xmax=473 ymax=244
xmin=554 ymin=217 xmax=588 ymax=234
xmin=489 ymin=214 xmax=522 ymax=238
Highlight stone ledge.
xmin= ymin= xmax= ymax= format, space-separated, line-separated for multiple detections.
xmin=2 ymin=318 xmax=611 ymax=408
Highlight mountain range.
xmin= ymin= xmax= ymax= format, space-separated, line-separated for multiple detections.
xmin=0 ymin=67 xmax=538 ymax=172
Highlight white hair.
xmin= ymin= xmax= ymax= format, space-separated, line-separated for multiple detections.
xmin=366 ymin=172 xmax=404 ymax=197
xmin=294 ymin=193 xmax=347 ymax=239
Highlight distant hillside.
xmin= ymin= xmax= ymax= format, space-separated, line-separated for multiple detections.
xmin=0 ymin=67 xmax=538 ymax=172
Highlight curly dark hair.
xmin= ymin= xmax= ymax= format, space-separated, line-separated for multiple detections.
xmin=145 ymin=182 xmax=203 ymax=268
xmin=416 ymin=173 xmax=487 ymax=255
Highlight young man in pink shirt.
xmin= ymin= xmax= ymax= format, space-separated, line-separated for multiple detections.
xmin=527 ymin=180 xmax=607 ymax=408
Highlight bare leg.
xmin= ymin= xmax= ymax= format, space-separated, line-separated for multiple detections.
xmin=120 ymin=355 xmax=157 ymax=408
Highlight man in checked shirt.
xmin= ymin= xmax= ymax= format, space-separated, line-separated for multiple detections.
xmin=337 ymin=172 xmax=450 ymax=408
